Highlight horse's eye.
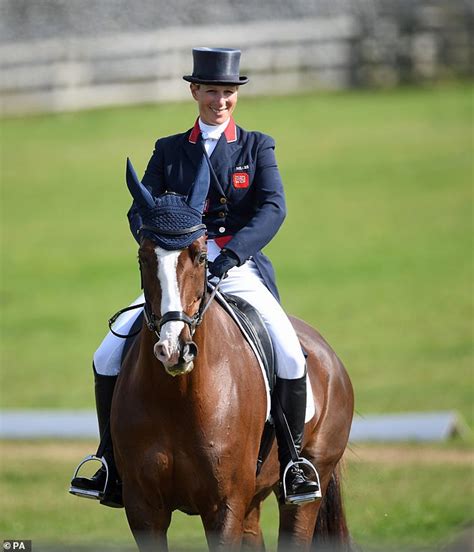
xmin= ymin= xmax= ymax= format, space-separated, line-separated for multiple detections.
xmin=198 ymin=252 xmax=207 ymax=265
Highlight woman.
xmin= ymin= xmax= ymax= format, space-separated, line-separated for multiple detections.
xmin=70 ymin=47 xmax=319 ymax=507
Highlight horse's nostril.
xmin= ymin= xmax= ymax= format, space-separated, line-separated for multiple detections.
xmin=154 ymin=342 xmax=166 ymax=360
xmin=182 ymin=341 xmax=198 ymax=362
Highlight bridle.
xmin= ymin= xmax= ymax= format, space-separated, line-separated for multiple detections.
xmin=108 ymin=224 xmax=222 ymax=340
xmin=141 ymin=261 xmax=209 ymax=340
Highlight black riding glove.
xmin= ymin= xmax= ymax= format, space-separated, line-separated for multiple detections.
xmin=209 ymin=250 xmax=239 ymax=279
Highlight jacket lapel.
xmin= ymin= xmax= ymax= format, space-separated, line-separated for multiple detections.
xmin=183 ymin=120 xmax=205 ymax=171
xmin=210 ymin=119 xmax=242 ymax=193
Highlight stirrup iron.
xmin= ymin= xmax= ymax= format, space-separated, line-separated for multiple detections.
xmin=282 ymin=457 xmax=322 ymax=505
xmin=68 ymin=454 xmax=109 ymax=500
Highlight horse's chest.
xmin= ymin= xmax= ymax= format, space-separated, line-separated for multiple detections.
xmin=151 ymin=447 xmax=224 ymax=513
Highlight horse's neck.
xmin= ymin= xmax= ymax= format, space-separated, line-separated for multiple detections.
xmin=130 ymin=304 xmax=266 ymax=429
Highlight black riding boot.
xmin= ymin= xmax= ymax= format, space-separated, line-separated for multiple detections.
xmin=69 ymin=367 xmax=123 ymax=508
xmin=274 ymin=375 xmax=320 ymax=504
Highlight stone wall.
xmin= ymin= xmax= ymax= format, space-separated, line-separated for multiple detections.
xmin=0 ymin=0 xmax=472 ymax=115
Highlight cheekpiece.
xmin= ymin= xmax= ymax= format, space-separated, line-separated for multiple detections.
xmin=139 ymin=193 xmax=206 ymax=250
xmin=183 ymin=47 xmax=249 ymax=85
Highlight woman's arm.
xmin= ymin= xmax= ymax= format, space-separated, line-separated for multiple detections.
xmin=224 ymin=134 xmax=286 ymax=264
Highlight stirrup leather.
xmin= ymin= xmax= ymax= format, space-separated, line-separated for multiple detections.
xmin=68 ymin=454 xmax=109 ymax=500
xmin=282 ymin=458 xmax=322 ymax=505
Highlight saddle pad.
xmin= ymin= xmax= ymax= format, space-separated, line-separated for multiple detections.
xmin=218 ymin=292 xmax=275 ymax=393
xmin=213 ymin=289 xmax=315 ymax=423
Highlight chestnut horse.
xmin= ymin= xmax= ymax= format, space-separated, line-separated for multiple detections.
xmin=112 ymin=159 xmax=354 ymax=551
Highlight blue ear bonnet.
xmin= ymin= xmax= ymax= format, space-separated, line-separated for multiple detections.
xmin=126 ymin=156 xmax=210 ymax=251
xmin=139 ymin=193 xmax=206 ymax=250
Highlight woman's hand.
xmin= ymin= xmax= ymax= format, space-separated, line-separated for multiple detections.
xmin=209 ymin=251 xmax=239 ymax=278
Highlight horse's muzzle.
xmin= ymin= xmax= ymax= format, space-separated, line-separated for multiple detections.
xmin=153 ymin=340 xmax=198 ymax=377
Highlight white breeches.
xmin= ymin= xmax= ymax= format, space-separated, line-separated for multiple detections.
xmin=93 ymin=294 xmax=145 ymax=376
xmin=94 ymin=240 xmax=306 ymax=380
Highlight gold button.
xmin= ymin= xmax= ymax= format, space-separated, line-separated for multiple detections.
xmin=218 ymin=211 xmax=225 ymax=217
xmin=220 ymin=197 xmax=227 ymax=204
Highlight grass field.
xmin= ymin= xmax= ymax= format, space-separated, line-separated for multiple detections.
xmin=1 ymin=83 xmax=472 ymax=422
xmin=1 ymin=83 xmax=473 ymax=548
xmin=0 ymin=441 xmax=472 ymax=551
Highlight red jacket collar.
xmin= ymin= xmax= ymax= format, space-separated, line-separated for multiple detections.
xmin=188 ymin=117 xmax=237 ymax=144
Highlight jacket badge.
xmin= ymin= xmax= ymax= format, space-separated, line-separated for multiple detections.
xmin=232 ymin=172 xmax=249 ymax=189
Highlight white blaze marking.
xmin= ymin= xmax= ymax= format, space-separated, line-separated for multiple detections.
xmin=155 ymin=247 xmax=184 ymax=361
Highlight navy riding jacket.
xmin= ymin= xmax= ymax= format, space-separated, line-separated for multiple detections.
xmin=127 ymin=117 xmax=286 ymax=300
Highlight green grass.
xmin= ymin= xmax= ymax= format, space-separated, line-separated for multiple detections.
xmin=345 ymin=459 xmax=473 ymax=549
xmin=0 ymin=84 xmax=472 ymax=547
xmin=1 ymin=83 xmax=472 ymax=425
xmin=0 ymin=441 xmax=472 ymax=550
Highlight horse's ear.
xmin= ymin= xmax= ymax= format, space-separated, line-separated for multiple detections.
xmin=187 ymin=155 xmax=210 ymax=213
xmin=126 ymin=157 xmax=155 ymax=209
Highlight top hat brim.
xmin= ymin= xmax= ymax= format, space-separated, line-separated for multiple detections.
xmin=183 ymin=75 xmax=249 ymax=86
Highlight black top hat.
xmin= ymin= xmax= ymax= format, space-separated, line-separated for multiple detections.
xmin=183 ymin=47 xmax=249 ymax=86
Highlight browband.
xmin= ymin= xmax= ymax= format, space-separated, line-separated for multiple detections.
xmin=139 ymin=223 xmax=206 ymax=236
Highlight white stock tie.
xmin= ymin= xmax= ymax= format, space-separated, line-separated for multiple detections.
xmin=199 ymin=118 xmax=229 ymax=155
xmin=201 ymin=131 xmax=222 ymax=155
xmin=201 ymin=130 xmax=222 ymax=141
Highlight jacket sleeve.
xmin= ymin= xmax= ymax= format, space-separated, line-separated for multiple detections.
xmin=127 ymin=140 xmax=166 ymax=243
xmin=224 ymin=135 xmax=286 ymax=264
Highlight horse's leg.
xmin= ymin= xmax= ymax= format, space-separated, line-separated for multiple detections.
xmin=276 ymin=463 xmax=336 ymax=552
xmin=201 ymin=499 xmax=248 ymax=552
xmin=277 ymin=500 xmax=322 ymax=552
xmin=126 ymin=506 xmax=171 ymax=552
xmin=123 ymin=482 xmax=172 ymax=552
xmin=242 ymin=498 xmax=266 ymax=551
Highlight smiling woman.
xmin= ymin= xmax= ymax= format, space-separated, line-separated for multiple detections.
xmin=190 ymin=83 xmax=239 ymax=126
xmin=69 ymin=47 xmax=348 ymax=530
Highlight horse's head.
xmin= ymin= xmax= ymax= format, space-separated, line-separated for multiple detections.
xmin=126 ymin=156 xmax=210 ymax=376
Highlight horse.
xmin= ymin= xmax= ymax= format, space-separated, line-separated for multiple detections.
xmin=111 ymin=158 xmax=354 ymax=551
